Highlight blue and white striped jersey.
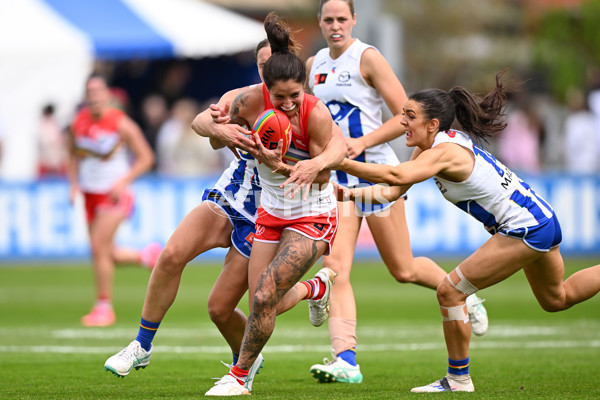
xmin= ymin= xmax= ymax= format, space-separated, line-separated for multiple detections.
xmin=213 ymin=151 xmax=261 ymax=223
xmin=432 ymin=130 xmax=555 ymax=235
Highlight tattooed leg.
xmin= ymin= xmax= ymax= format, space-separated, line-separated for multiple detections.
xmin=236 ymin=230 xmax=328 ymax=370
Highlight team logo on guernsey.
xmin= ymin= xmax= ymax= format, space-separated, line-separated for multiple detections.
xmin=313 ymin=223 xmax=326 ymax=232
xmin=315 ymin=73 xmax=328 ymax=85
xmin=446 ymin=130 xmax=457 ymax=138
xmin=338 ymin=71 xmax=351 ymax=82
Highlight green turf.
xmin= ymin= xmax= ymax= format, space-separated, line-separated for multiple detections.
xmin=0 ymin=259 xmax=598 ymax=399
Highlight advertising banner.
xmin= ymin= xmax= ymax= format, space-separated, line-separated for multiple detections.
xmin=1 ymin=174 xmax=598 ymax=262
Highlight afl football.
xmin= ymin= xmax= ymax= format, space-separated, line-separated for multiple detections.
xmin=252 ymin=109 xmax=292 ymax=155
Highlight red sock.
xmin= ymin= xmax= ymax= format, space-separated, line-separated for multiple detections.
xmin=301 ymin=277 xmax=326 ymax=300
xmin=229 ymin=365 xmax=248 ymax=385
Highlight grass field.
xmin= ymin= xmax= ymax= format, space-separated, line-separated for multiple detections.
xmin=0 ymin=259 xmax=599 ymax=399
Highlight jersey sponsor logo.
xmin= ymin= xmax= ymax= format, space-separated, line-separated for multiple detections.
xmin=434 ymin=178 xmax=447 ymax=194
xmin=245 ymin=232 xmax=255 ymax=244
xmin=315 ymin=73 xmax=328 ymax=85
xmin=317 ymin=196 xmax=332 ymax=204
xmin=338 ymin=71 xmax=351 ymax=82
xmin=501 ymin=169 xmax=514 ymax=190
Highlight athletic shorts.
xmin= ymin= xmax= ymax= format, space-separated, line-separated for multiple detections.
xmin=500 ymin=213 xmax=562 ymax=252
xmin=254 ymin=206 xmax=338 ymax=255
xmin=202 ymin=188 xmax=255 ymax=258
xmin=83 ymin=190 xmax=134 ymax=223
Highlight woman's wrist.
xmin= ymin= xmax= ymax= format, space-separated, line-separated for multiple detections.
xmin=271 ymin=162 xmax=290 ymax=176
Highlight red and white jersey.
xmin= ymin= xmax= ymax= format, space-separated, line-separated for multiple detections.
xmin=71 ymin=107 xmax=130 ymax=193
xmin=258 ymin=84 xmax=336 ymax=218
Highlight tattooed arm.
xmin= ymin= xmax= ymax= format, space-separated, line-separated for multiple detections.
xmin=191 ymin=87 xmax=257 ymax=154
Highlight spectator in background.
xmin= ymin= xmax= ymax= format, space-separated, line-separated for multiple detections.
xmin=497 ymin=92 xmax=543 ymax=173
xmin=587 ymin=79 xmax=600 ymax=169
xmin=156 ymin=98 xmax=222 ymax=176
xmin=68 ymin=74 xmax=162 ymax=327
xmin=564 ymin=88 xmax=598 ymax=173
xmin=38 ymin=104 xmax=68 ymax=178
xmin=140 ymin=94 xmax=168 ymax=155
xmin=159 ymin=62 xmax=192 ymax=106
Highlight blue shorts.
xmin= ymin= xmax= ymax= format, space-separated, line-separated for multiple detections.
xmin=500 ymin=213 xmax=562 ymax=252
xmin=202 ymin=189 xmax=255 ymax=258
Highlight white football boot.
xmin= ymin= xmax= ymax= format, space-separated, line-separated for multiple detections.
xmin=310 ymin=354 xmax=363 ymax=384
xmin=466 ymin=294 xmax=488 ymax=336
xmin=205 ymin=374 xmax=250 ymax=396
xmin=307 ymin=267 xmax=337 ymax=327
xmin=244 ymin=353 xmax=264 ymax=391
xmin=104 ymin=340 xmax=152 ymax=377
xmin=411 ymin=374 xmax=474 ymax=392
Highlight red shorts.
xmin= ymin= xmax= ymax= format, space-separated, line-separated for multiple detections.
xmin=83 ymin=191 xmax=134 ymax=223
xmin=254 ymin=207 xmax=338 ymax=255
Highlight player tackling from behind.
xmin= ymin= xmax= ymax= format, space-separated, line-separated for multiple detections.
xmin=334 ymin=69 xmax=600 ymax=392
xmin=103 ymin=39 xmax=345 ymax=393
xmin=203 ymin=12 xmax=347 ymax=396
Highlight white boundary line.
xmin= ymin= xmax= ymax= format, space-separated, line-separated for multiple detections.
xmin=1 ymin=340 xmax=599 ymax=354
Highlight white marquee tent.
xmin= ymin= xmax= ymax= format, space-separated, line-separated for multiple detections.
xmin=0 ymin=0 xmax=265 ymax=180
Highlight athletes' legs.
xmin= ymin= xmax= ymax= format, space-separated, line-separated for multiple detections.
xmin=413 ymin=235 xmax=538 ymax=392
xmin=111 ymin=243 xmax=162 ymax=269
xmin=369 ymin=198 xmax=488 ymax=336
xmin=82 ymin=209 xmax=128 ymax=326
xmin=236 ymin=230 xmax=329 ymax=371
xmin=105 ymin=202 xmax=235 ymax=376
xmin=141 ymin=202 xmax=232 ymax=323
xmin=523 ymin=248 xmax=600 ymax=312
xmin=321 ymin=204 xmax=361 ymax=355
xmin=88 ymin=210 xmax=127 ymax=302
xmin=111 ymin=247 xmax=143 ymax=265
xmin=208 ymin=247 xmax=250 ymax=357
xmin=367 ymin=198 xmax=446 ymax=288
xmin=440 ymin=235 xmax=537 ymax=358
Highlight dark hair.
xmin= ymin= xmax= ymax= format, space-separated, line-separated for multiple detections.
xmin=42 ymin=104 xmax=55 ymax=116
xmin=262 ymin=12 xmax=305 ymax=89
xmin=410 ymin=69 xmax=509 ymax=143
xmin=319 ymin=0 xmax=355 ymax=16
xmin=254 ymin=39 xmax=269 ymax=60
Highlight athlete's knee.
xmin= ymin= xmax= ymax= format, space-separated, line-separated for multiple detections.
xmin=210 ymin=234 xmax=232 ymax=249
xmin=252 ymin=284 xmax=277 ymax=312
xmin=322 ymin=261 xmax=349 ymax=284
xmin=437 ymin=266 xmax=477 ymax=306
xmin=89 ymin=236 xmax=109 ymax=258
xmin=207 ymin=299 xmax=231 ymax=324
xmin=538 ymin=296 xmax=569 ymax=312
xmin=388 ymin=263 xmax=417 ymax=284
xmin=157 ymin=244 xmax=188 ymax=272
